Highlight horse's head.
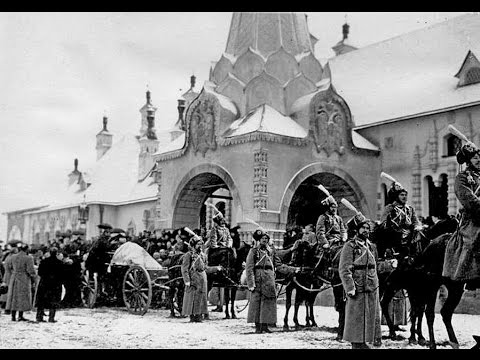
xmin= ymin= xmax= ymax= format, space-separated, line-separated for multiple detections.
xmin=291 ymin=241 xmax=317 ymax=268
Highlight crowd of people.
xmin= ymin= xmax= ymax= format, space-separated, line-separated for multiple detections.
xmin=0 ymin=139 xmax=479 ymax=349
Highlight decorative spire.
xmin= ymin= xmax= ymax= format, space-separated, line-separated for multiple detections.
xmin=102 ymin=115 xmax=108 ymax=131
xmin=342 ymin=20 xmax=350 ymax=41
xmin=190 ymin=74 xmax=196 ymax=89
xmin=146 ymin=84 xmax=151 ymax=104
xmin=74 ymin=158 xmax=78 ymax=172
xmin=177 ymin=99 xmax=186 ymax=130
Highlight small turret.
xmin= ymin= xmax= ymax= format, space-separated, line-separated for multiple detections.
xmin=139 ymin=86 xmax=158 ymax=138
xmin=332 ymin=17 xmax=358 ymax=57
xmin=96 ymin=114 xmax=113 ymax=160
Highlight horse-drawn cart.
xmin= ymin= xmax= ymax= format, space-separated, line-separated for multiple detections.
xmin=81 ymin=242 xmax=175 ymax=315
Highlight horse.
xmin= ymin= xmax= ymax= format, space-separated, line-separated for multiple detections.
xmin=206 ymin=246 xmax=242 ymax=319
xmin=165 ymin=252 xmax=185 ymax=317
xmin=375 ymin=216 xmax=459 ymax=348
xmin=280 ymin=240 xmax=345 ymax=338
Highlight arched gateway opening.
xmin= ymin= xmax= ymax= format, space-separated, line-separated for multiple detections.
xmin=171 ymin=165 xmax=242 ymax=231
xmin=287 ymin=173 xmax=362 ymax=228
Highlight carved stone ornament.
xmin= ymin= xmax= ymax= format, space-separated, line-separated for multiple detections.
xmin=189 ymin=100 xmax=217 ymax=157
xmin=311 ymin=96 xmax=346 ymax=156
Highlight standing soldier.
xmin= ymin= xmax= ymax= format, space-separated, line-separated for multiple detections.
xmin=6 ymin=244 xmax=37 ymax=321
xmin=181 ymin=235 xmax=209 ymax=323
xmin=443 ymin=126 xmax=480 ymax=291
xmin=245 ymin=228 xmax=283 ymax=334
xmin=339 ymin=216 xmax=382 ymax=349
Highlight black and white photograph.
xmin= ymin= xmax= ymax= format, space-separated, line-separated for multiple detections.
xmin=1 ymin=11 xmax=480 ymax=350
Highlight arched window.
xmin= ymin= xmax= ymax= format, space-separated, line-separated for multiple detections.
xmin=444 ymin=134 xmax=462 ymax=157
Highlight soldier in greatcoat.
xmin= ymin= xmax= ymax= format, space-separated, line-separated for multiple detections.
xmin=443 ymin=143 xmax=480 ymax=290
xmin=339 ymin=216 xmax=382 ymax=349
xmin=181 ymin=236 xmax=209 ymax=322
xmin=245 ymin=229 xmax=283 ymax=334
xmin=35 ymin=247 xmax=65 ymax=323
xmin=6 ymin=244 xmax=37 ymax=321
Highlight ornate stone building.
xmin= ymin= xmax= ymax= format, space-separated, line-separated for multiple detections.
xmin=6 ymin=12 xmax=480 ymax=248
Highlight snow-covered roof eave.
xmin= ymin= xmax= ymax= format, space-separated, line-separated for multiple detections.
xmin=351 ymin=130 xmax=380 ymax=152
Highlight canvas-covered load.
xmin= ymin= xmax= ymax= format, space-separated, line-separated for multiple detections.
xmin=110 ymin=242 xmax=163 ymax=270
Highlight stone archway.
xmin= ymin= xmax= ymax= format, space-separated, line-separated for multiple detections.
xmin=279 ymin=163 xmax=369 ymax=228
xmin=171 ymin=164 xmax=242 ymax=230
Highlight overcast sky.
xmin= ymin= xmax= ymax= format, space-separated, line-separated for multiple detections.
xmin=0 ymin=12 xmax=470 ymax=240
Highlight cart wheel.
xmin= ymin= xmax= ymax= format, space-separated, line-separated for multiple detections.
xmin=123 ymin=265 xmax=152 ymax=315
xmin=81 ymin=271 xmax=98 ymax=308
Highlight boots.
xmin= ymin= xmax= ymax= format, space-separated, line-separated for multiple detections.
xmin=351 ymin=342 xmax=370 ymax=349
xmin=255 ymin=323 xmax=262 ymax=334
xmin=11 ymin=310 xmax=16 ymax=321
xmin=17 ymin=311 xmax=28 ymax=321
xmin=48 ymin=309 xmax=56 ymax=323
xmin=36 ymin=308 xmax=46 ymax=322
xmin=261 ymin=323 xmax=272 ymax=333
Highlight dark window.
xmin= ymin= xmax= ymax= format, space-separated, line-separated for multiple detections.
xmin=446 ymin=135 xmax=462 ymax=157
xmin=465 ymin=67 xmax=480 ymax=85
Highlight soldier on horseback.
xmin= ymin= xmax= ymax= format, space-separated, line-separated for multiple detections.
xmin=443 ymin=135 xmax=480 ymax=291
xmin=379 ymin=174 xmax=423 ymax=260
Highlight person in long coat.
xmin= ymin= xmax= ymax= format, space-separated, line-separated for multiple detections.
xmin=6 ymin=244 xmax=37 ymax=321
xmin=339 ymin=216 xmax=382 ymax=349
xmin=443 ymin=143 xmax=480 ymax=290
xmin=245 ymin=229 xmax=283 ymax=334
xmin=0 ymin=246 xmax=18 ymax=312
xmin=181 ymin=236 xmax=208 ymax=322
xmin=35 ymin=247 xmax=65 ymax=322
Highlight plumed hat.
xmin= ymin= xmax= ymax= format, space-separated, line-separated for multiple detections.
xmin=347 ymin=213 xmax=370 ymax=232
xmin=189 ymin=236 xmax=203 ymax=248
xmin=252 ymin=229 xmax=269 ymax=241
xmin=321 ymin=195 xmax=338 ymax=207
xmin=456 ymin=142 xmax=480 ymax=165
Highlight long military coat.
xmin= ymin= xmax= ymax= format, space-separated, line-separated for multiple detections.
xmin=0 ymin=252 xmax=14 ymax=303
xmin=245 ymin=245 xmax=282 ymax=324
xmin=339 ymin=237 xmax=381 ymax=343
xmin=443 ymin=167 xmax=480 ymax=281
xmin=181 ymin=250 xmax=208 ymax=316
xmin=35 ymin=256 xmax=65 ymax=309
xmin=6 ymin=251 xmax=37 ymax=312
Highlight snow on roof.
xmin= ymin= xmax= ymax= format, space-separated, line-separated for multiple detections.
xmin=204 ymin=81 xmax=238 ymax=116
xmin=351 ymin=130 xmax=379 ymax=151
xmin=223 ymin=104 xmax=308 ymax=138
xmin=84 ymin=134 xmax=157 ymax=204
xmin=295 ymin=51 xmax=312 ymax=62
xmin=153 ymin=131 xmax=186 ymax=156
xmin=327 ymin=13 xmax=480 ymax=128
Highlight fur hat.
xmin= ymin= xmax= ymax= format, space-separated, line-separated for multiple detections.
xmin=189 ymin=236 xmax=203 ymax=248
xmin=456 ymin=142 xmax=480 ymax=165
xmin=97 ymin=223 xmax=113 ymax=230
xmin=252 ymin=229 xmax=269 ymax=241
xmin=347 ymin=213 xmax=370 ymax=232
xmin=321 ymin=195 xmax=337 ymax=207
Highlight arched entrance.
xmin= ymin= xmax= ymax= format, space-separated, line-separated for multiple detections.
xmin=279 ymin=163 xmax=369 ymax=230
xmin=171 ymin=165 xmax=242 ymax=231
xmin=287 ymin=172 xmax=363 ymax=228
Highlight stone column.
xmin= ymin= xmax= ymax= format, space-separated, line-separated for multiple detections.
xmin=412 ymin=145 xmax=422 ymax=216
xmin=447 ymin=161 xmax=458 ymax=215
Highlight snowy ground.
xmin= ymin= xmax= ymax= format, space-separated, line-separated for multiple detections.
xmin=0 ymin=301 xmax=478 ymax=349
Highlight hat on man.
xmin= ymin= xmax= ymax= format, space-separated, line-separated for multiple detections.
xmin=72 ymin=229 xmax=85 ymax=236
xmin=252 ymin=229 xmax=269 ymax=242
xmin=321 ymin=195 xmax=338 ymax=207
xmin=97 ymin=223 xmax=113 ymax=230
xmin=347 ymin=213 xmax=370 ymax=233
xmin=456 ymin=142 xmax=480 ymax=165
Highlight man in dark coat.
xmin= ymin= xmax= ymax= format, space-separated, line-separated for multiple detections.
xmin=245 ymin=229 xmax=283 ymax=334
xmin=443 ymin=143 xmax=480 ymax=290
xmin=6 ymin=244 xmax=37 ymax=321
xmin=85 ymin=223 xmax=112 ymax=296
xmin=35 ymin=247 xmax=65 ymax=322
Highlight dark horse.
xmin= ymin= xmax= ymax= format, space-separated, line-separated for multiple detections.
xmin=279 ymin=241 xmax=345 ymax=339
xmin=376 ymin=216 xmax=460 ymax=348
xmin=206 ymin=246 xmax=249 ymax=319
xmin=166 ymin=252 xmax=185 ymax=317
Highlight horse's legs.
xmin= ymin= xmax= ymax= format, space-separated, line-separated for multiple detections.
xmin=224 ymin=288 xmax=231 ymax=319
xmin=408 ymin=297 xmax=418 ymax=344
xmin=293 ymin=290 xmax=303 ymax=329
xmin=168 ymin=286 xmax=176 ymax=317
xmin=308 ymin=292 xmax=318 ymax=327
xmin=283 ymin=285 xmax=293 ymax=330
xmin=333 ymin=283 xmax=345 ymax=340
xmin=230 ymin=288 xmax=237 ymax=319
xmin=440 ymin=280 xmax=464 ymax=349
xmin=425 ymin=285 xmax=440 ymax=349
